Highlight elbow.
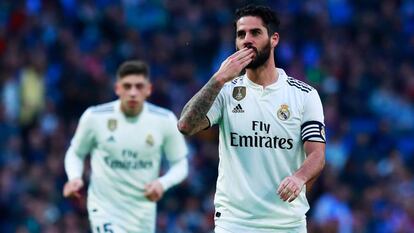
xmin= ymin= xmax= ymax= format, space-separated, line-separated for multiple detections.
xmin=177 ymin=120 xmax=194 ymax=136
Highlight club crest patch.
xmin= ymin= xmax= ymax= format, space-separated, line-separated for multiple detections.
xmin=146 ymin=134 xmax=154 ymax=146
xmin=232 ymin=86 xmax=246 ymax=101
xmin=107 ymin=119 xmax=117 ymax=131
xmin=321 ymin=125 xmax=326 ymax=141
xmin=277 ymin=104 xmax=290 ymax=121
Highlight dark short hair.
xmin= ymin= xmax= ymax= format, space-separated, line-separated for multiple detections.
xmin=116 ymin=60 xmax=150 ymax=80
xmin=234 ymin=5 xmax=280 ymax=36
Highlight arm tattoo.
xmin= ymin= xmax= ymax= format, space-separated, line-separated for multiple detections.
xmin=179 ymin=77 xmax=223 ymax=134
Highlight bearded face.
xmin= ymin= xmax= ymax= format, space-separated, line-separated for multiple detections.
xmin=235 ymin=16 xmax=278 ymax=70
xmin=244 ymin=41 xmax=271 ymax=69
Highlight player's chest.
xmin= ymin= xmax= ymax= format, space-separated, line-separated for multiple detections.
xmin=95 ymin=117 xmax=162 ymax=153
xmin=225 ymin=89 xmax=302 ymax=134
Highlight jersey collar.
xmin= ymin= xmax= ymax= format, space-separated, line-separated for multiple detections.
xmin=244 ymin=68 xmax=287 ymax=90
xmin=115 ymin=100 xmax=147 ymax=122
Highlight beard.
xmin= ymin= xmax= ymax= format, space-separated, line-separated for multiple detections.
xmin=244 ymin=41 xmax=272 ymax=69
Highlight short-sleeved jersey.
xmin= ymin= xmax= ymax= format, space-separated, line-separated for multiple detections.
xmin=69 ymin=100 xmax=188 ymax=233
xmin=207 ymin=68 xmax=325 ymax=232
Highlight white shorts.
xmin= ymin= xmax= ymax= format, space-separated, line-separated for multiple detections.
xmin=215 ymin=225 xmax=235 ymax=233
xmin=87 ymin=198 xmax=156 ymax=233
xmin=89 ymin=208 xmax=127 ymax=233
xmin=214 ymin=223 xmax=307 ymax=233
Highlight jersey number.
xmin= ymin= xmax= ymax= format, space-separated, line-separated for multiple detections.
xmin=96 ymin=223 xmax=113 ymax=233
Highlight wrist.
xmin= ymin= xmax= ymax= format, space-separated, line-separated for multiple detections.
xmin=212 ymin=73 xmax=228 ymax=86
xmin=68 ymin=176 xmax=83 ymax=181
xmin=158 ymin=178 xmax=170 ymax=191
xmin=72 ymin=177 xmax=84 ymax=184
xmin=293 ymin=173 xmax=307 ymax=184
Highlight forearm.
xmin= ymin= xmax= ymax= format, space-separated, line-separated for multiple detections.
xmin=158 ymin=158 xmax=188 ymax=191
xmin=178 ymin=75 xmax=225 ymax=135
xmin=64 ymin=147 xmax=85 ymax=180
xmin=294 ymin=149 xmax=325 ymax=184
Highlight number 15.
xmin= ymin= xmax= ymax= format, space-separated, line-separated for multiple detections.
xmin=96 ymin=223 xmax=113 ymax=233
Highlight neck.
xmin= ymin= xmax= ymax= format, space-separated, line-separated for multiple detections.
xmin=121 ymin=103 xmax=144 ymax=117
xmin=246 ymin=58 xmax=278 ymax=87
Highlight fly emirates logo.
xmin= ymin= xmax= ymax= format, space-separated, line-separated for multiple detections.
xmin=230 ymin=121 xmax=293 ymax=149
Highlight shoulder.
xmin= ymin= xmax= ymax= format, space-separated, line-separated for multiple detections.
xmin=146 ymin=103 xmax=179 ymax=133
xmin=285 ymin=76 xmax=315 ymax=94
xmin=146 ymin=102 xmax=175 ymax=119
xmin=89 ymin=101 xmax=116 ymax=114
xmin=222 ymin=75 xmax=246 ymax=92
xmin=230 ymin=75 xmax=244 ymax=86
xmin=80 ymin=101 xmax=116 ymax=123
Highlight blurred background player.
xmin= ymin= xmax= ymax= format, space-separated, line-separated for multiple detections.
xmin=63 ymin=60 xmax=189 ymax=233
xmin=178 ymin=5 xmax=325 ymax=233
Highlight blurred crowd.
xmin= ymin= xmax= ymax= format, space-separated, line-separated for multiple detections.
xmin=1 ymin=0 xmax=414 ymax=232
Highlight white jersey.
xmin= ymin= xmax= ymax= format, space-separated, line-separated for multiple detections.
xmin=66 ymin=100 xmax=188 ymax=233
xmin=207 ymin=68 xmax=325 ymax=232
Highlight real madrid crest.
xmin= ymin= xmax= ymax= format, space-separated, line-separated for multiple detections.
xmin=107 ymin=119 xmax=117 ymax=131
xmin=146 ymin=134 xmax=154 ymax=146
xmin=321 ymin=125 xmax=326 ymax=141
xmin=232 ymin=86 xmax=246 ymax=101
xmin=277 ymin=104 xmax=290 ymax=121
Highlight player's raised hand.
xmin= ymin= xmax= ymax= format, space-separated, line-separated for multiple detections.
xmin=63 ymin=178 xmax=84 ymax=199
xmin=144 ymin=180 xmax=164 ymax=202
xmin=214 ymin=47 xmax=255 ymax=84
xmin=277 ymin=175 xmax=305 ymax=203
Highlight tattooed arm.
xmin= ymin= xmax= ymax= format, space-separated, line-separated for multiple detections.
xmin=178 ymin=77 xmax=224 ymax=135
xmin=178 ymin=47 xmax=254 ymax=135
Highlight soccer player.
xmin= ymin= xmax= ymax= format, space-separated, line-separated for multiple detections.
xmin=178 ymin=5 xmax=325 ymax=233
xmin=63 ymin=60 xmax=189 ymax=233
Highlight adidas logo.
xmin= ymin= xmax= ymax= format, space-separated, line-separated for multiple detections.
xmin=232 ymin=104 xmax=244 ymax=113
xmin=107 ymin=135 xmax=115 ymax=142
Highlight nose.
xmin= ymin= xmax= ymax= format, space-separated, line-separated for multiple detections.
xmin=129 ymin=87 xmax=138 ymax=97
xmin=243 ymin=34 xmax=254 ymax=48
xmin=244 ymin=42 xmax=253 ymax=49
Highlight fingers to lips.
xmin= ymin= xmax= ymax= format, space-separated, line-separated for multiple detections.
xmin=246 ymin=44 xmax=258 ymax=53
xmin=232 ymin=47 xmax=254 ymax=60
xmin=217 ymin=47 xmax=255 ymax=82
xmin=236 ymin=49 xmax=254 ymax=68
xmin=239 ymin=55 xmax=252 ymax=62
xmin=230 ymin=47 xmax=247 ymax=58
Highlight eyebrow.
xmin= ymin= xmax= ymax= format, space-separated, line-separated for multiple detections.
xmin=237 ymin=28 xmax=263 ymax=33
xmin=122 ymin=82 xmax=146 ymax=87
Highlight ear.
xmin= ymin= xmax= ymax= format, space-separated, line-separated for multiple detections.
xmin=114 ymin=82 xmax=121 ymax=97
xmin=271 ymin=32 xmax=280 ymax=48
xmin=146 ymin=82 xmax=153 ymax=97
